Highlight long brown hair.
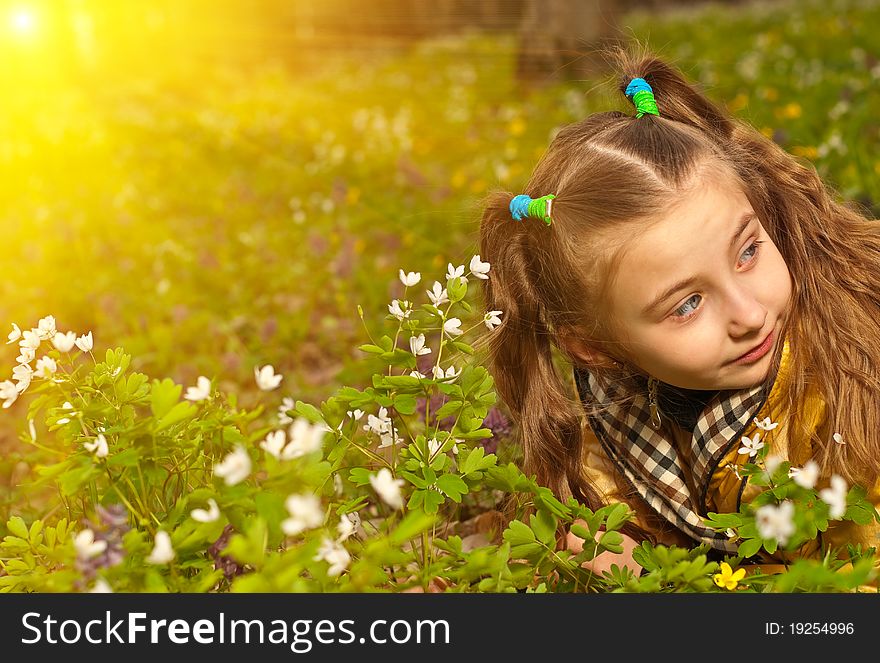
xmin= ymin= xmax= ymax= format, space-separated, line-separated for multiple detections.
xmin=474 ymin=41 xmax=880 ymax=535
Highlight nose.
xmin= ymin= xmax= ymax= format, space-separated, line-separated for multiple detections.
xmin=726 ymin=284 xmax=767 ymax=337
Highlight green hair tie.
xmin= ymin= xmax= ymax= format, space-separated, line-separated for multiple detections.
xmin=509 ymin=194 xmax=556 ymax=226
xmin=625 ymin=77 xmax=660 ymax=118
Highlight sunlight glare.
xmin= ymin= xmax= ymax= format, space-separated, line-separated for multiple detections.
xmin=9 ymin=7 xmax=36 ymax=36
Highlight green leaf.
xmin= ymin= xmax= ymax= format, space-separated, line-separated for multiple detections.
xmin=451 ymin=340 xmax=474 ymax=355
xmin=447 ymin=276 xmax=467 ymax=302
xmin=704 ymin=512 xmax=744 ymax=529
xmin=597 ymin=530 xmax=623 ymax=554
xmin=293 ymin=401 xmax=324 ymax=424
xmin=150 ymin=378 xmax=182 ymax=419
xmin=603 ymin=503 xmax=632 ymax=532
xmin=433 ymin=400 xmax=461 ymax=420
xmin=155 ymin=401 xmax=197 ymax=431
xmin=503 ymin=520 xmax=536 ymax=546
xmin=459 ymin=446 xmax=497 ymax=476
xmin=530 ymin=510 xmax=557 ymax=548
xmin=393 ymin=394 xmax=417 ymax=415
xmin=737 ymin=537 xmax=763 ymax=559
xmin=348 ymin=468 xmax=373 ymax=487
xmin=389 ymin=510 xmax=435 ymax=545
xmin=7 ymin=517 xmax=28 ymax=540
xmin=436 ymin=474 xmax=468 ymax=503
xmin=358 ymin=344 xmax=385 ymax=355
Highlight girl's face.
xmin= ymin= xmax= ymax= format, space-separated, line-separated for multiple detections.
xmin=607 ymin=169 xmax=792 ymax=391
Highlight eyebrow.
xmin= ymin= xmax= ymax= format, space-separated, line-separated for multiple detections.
xmin=640 ymin=212 xmax=758 ymax=317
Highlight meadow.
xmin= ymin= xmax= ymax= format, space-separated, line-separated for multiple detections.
xmin=1 ymin=0 xmax=879 ymax=592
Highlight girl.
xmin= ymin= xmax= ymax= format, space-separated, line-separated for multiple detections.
xmin=477 ymin=44 xmax=880 ymax=576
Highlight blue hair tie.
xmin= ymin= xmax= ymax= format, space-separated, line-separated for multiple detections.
xmin=625 ymin=77 xmax=660 ymax=118
xmin=509 ymin=194 xmax=556 ymax=226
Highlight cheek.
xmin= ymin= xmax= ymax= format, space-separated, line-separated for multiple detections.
xmin=766 ymin=248 xmax=793 ymax=305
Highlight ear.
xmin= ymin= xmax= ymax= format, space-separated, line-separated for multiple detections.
xmin=557 ymin=332 xmax=621 ymax=370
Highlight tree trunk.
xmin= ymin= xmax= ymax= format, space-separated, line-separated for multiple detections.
xmin=516 ymin=0 xmax=622 ymax=85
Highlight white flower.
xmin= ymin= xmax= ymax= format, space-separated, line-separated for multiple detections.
xmin=37 ymin=316 xmax=56 ymax=340
xmin=484 ymin=310 xmax=503 ymax=331
xmin=20 ymin=329 xmax=41 ymax=350
xmin=369 ymin=468 xmax=405 ymax=510
xmin=756 ymin=500 xmax=796 ymax=545
xmin=346 ymin=409 xmax=364 ymax=421
xmin=281 ymin=492 xmax=325 ymax=536
xmin=388 ymin=299 xmax=412 ymax=321
xmin=788 ymin=460 xmax=820 ymax=489
xmin=833 ymin=432 xmax=845 ymax=445
xmin=427 ymin=437 xmax=443 ymax=457
xmin=443 ymin=318 xmax=463 ymax=338
xmin=190 ymin=498 xmax=221 ymax=523
xmin=738 ymin=432 xmax=764 ymax=458
xmin=146 ymin=531 xmax=175 ymax=564
xmin=409 ymin=370 xmax=426 ymax=379
xmin=6 ymin=323 xmax=21 ymax=344
xmin=16 ymin=346 xmax=35 ymax=364
xmin=337 ymin=512 xmax=359 ymax=542
xmin=33 ymin=356 xmax=58 ymax=379
xmin=213 ymin=445 xmax=251 ymax=486
xmin=426 ymin=281 xmax=449 ymax=307
xmin=409 ymin=333 xmax=431 ymax=356
xmin=13 ymin=363 xmax=32 ymax=380
xmin=12 ymin=364 xmax=32 ymax=392
xmin=83 ymin=433 xmax=109 ymax=458
xmin=820 ymin=474 xmax=848 ymax=519
xmin=469 ymin=254 xmax=491 ymax=279
xmin=184 ymin=376 xmax=212 ymax=402
xmin=254 ymin=364 xmax=283 ymax=391
xmin=56 ymin=417 xmax=70 ymax=425
xmin=260 ymin=429 xmax=287 ymax=459
xmin=74 ymin=529 xmax=107 ymax=559
xmin=432 ymin=364 xmax=461 ymax=382
xmin=35 ymin=315 xmax=56 ymax=341
xmin=89 ymin=579 xmax=113 ymax=593
xmin=314 ymin=536 xmax=351 ymax=577
xmin=0 ymin=380 xmax=18 ymax=409
xmin=74 ymin=331 xmax=93 ymax=352
xmin=363 ymin=406 xmax=400 ymax=447
xmin=446 ymin=263 xmax=467 ymax=285
xmin=725 ymin=528 xmax=737 ymax=539
xmin=52 ymin=331 xmax=77 ymax=352
xmin=399 ymin=269 xmax=421 ymax=287
xmin=278 ymin=396 xmax=296 ymax=425
xmin=753 ymin=416 xmax=779 ymax=431
xmin=282 ymin=417 xmax=326 ymax=459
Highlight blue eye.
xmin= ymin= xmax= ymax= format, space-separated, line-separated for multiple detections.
xmin=673 ymin=294 xmax=701 ymax=319
xmin=669 ymin=239 xmax=764 ymax=322
xmin=739 ymin=239 xmax=763 ymax=265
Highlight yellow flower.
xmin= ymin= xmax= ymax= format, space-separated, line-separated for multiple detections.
xmin=791 ymin=145 xmax=817 ymax=159
xmin=774 ymin=102 xmax=801 ymax=120
xmin=508 ymin=117 xmax=526 ymax=136
xmin=713 ymin=562 xmax=746 ymax=591
xmin=727 ymin=92 xmax=749 ymax=113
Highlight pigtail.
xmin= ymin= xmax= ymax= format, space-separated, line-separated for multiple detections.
xmin=476 ymin=190 xmax=602 ymax=513
xmin=604 ymin=43 xmax=736 ymax=143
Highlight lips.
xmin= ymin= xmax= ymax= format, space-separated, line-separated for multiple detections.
xmin=732 ymin=330 xmax=773 ymax=363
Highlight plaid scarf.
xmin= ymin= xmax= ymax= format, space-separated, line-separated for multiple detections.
xmin=573 ymin=368 xmax=770 ymax=552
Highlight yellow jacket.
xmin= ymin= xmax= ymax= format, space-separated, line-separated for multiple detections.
xmin=574 ymin=338 xmax=880 ymax=571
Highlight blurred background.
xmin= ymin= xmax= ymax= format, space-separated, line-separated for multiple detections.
xmin=1 ymin=0 xmax=878 ymax=498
